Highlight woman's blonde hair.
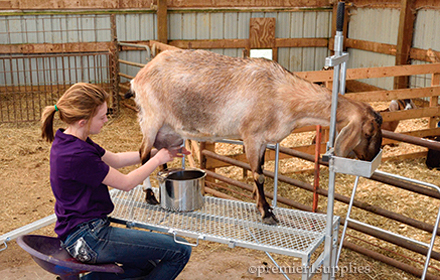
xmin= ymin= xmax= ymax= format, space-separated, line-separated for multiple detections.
xmin=41 ymin=83 xmax=110 ymax=142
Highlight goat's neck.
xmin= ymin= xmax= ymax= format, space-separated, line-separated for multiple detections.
xmin=285 ymin=81 xmax=358 ymax=129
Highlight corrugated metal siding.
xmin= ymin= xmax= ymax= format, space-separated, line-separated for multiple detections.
xmin=0 ymin=14 xmax=112 ymax=44
xmin=411 ymin=9 xmax=440 ymax=89
xmin=116 ymin=10 xmax=332 ymax=80
xmin=347 ymin=8 xmax=400 ymax=90
xmin=1 ymin=10 xmax=332 ymax=85
xmin=116 ymin=13 xmax=156 ymax=82
xmin=0 ymin=14 xmax=113 ymax=87
xmin=167 ymin=11 xmax=332 ymax=71
xmin=0 ymin=14 xmax=113 ymax=122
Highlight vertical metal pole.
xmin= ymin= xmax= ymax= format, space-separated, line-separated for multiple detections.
xmin=181 ymin=141 xmax=186 ymax=168
xmin=323 ymin=2 xmax=346 ymax=279
xmin=336 ymin=176 xmax=360 ymax=266
xmin=327 ymin=63 xmax=340 ymax=151
xmin=313 ymin=125 xmax=322 ymax=213
xmin=272 ymin=143 xmax=280 ymax=208
xmin=323 ymin=167 xmax=337 ymax=280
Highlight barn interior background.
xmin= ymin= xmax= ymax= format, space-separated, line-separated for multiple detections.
xmin=1 ymin=0 xmax=440 ymax=279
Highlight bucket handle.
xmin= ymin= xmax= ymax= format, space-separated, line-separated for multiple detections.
xmin=168 ymin=229 xmax=204 ymax=247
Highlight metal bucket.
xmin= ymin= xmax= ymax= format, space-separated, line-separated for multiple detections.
xmin=157 ymin=168 xmax=205 ymax=212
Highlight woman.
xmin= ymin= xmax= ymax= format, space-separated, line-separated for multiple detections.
xmin=41 ymin=83 xmax=192 ymax=280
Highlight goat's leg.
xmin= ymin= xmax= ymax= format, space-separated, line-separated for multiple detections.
xmin=139 ymin=121 xmax=162 ymax=205
xmin=244 ymin=139 xmax=278 ymax=225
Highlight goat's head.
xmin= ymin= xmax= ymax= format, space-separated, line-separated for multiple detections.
xmin=335 ymin=106 xmax=383 ymax=161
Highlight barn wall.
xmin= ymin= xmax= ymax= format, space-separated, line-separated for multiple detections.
xmin=2 ymin=4 xmax=440 ymax=121
xmin=0 ymin=14 xmax=113 ymax=86
xmin=346 ymin=8 xmax=400 ymax=90
xmin=346 ymin=6 xmax=440 ymax=91
xmin=116 ymin=9 xmax=333 ymax=81
xmin=411 ymin=9 xmax=440 ymax=89
xmin=0 ymin=14 xmax=115 ymax=122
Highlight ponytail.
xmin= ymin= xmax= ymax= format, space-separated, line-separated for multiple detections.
xmin=40 ymin=83 xmax=109 ymax=142
xmin=41 ymin=105 xmax=58 ymax=142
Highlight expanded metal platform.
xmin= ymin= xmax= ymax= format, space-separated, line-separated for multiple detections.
xmin=109 ymin=185 xmax=340 ymax=278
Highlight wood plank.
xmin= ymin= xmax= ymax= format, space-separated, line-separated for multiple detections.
xmin=297 ymin=64 xmax=440 ymax=83
xmin=341 ymin=39 xmax=440 ymax=64
xmin=149 ymin=40 xmax=181 ymax=51
xmin=344 ymin=38 xmax=396 ymax=56
xmin=2 ymin=0 xmax=332 ymax=10
xmin=346 ymin=80 xmax=385 ymax=92
xmin=5 ymin=0 xmax=439 ymax=10
xmin=401 ymin=127 xmax=440 ymax=138
xmin=294 ymin=69 xmax=333 ymax=82
xmin=382 ymin=151 xmax=428 ymax=162
xmin=157 ymin=0 xmax=168 ymax=43
xmin=0 ymin=42 xmax=112 ymax=54
xmin=380 ymin=107 xmax=440 ymax=122
xmin=168 ymin=0 xmax=331 ymax=8
xmin=168 ymin=39 xmax=248 ymax=49
xmin=16 ymin=0 xmax=118 ymax=10
xmin=344 ymin=86 xmax=440 ymax=103
xmin=249 ymin=17 xmax=276 ymax=49
xmin=394 ymin=0 xmax=416 ymax=89
xmin=168 ymin=38 xmax=328 ymax=49
xmin=350 ymin=0 xmax=440 ymax=9
xmin=0 ymin=1 xmax=13 ymax=9
xmin=275 ymin=38 xmax=328 ymax=48
xmin=346 ymin=63 xmax=440 ymax=80
xmin=429 ymin=73 xmax=440 ymax=128
xmin=410 ymin=48 xmax=440 ymax=62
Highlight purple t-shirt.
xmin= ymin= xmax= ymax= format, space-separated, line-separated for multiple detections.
xmin=50 ymin=129 xmax=112 ymax=241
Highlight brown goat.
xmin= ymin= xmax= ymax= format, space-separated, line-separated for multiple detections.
xmin=130 ymin=49 xmax=383 ymax=225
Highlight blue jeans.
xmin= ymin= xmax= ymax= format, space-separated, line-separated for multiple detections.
xmin=62 ymin=218 xmax=192 ymax=280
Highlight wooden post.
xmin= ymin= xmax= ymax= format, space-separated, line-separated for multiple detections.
xmin=109 ymin=14 xmax=120 ymax=115
xmin=157 ymin=0 xmax=168 ymax=43
xmin=312 ymin=125 xmax=322 ymax=213
xmin=430 ymin=73 xmax=440 ymax=128
xmin=249 ymin=18 xmax=276 ymax=60
xmin=393 ymin=0 xmax=416 ymax=89
xmin=200 ymin=142 xmax=216 ymax=183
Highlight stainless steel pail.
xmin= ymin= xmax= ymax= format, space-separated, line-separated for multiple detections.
xmin=157 ymin=168 xmax=205 ymax=212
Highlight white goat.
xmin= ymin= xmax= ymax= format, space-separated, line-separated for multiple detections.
xmin=130 ymin=49 xmax=383 ymax=225
xmin=381 ymin=99 xmax=416 ymax=132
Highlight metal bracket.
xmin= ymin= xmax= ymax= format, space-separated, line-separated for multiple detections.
xmin=0 ymin=238 xmax=10 ymax=252
xmin=322 ymin=148 xmax=334 ymax=163
xmin=169 ymin=229 xmax=205 ymax=247
xmin=325 ymin=52 xmax=349 ymax=67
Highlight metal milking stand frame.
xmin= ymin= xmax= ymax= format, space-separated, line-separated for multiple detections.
xmin=322 ymin=3 xmax=440 ymax=280
xmin=321 ymin=2 xmax=348 ymax=279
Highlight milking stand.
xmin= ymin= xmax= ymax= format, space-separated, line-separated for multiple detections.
xmin=321 ymin=1 xmax=350 ymax=279
xmin=322 ymin=2 xmax=440 ymax=280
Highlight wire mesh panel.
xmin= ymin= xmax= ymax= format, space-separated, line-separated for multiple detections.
xmin=0 ymin=52 xmax=111 ymax=122
xmin=110 ymin=186 xmax=339 ymax=259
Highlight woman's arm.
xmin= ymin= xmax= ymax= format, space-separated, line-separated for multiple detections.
xmin=102 ymin=147 xmax=190 ymax=191
xmin=102 ymin=149 xmax=160 ymax=169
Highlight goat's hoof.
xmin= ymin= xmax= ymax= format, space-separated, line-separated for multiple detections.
xmin=145 ymin=189 xmax=160 ymax=205
xmin=262 ymin=215 xmax=279 ymax=225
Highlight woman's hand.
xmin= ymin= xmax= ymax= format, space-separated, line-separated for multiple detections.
xmin=169 ymin=147 xmax=191 ymax=158
xmin=153 ymin=147 xmax=191 ymax=166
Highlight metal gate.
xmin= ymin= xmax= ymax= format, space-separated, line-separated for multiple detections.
xmin=0 ymin=52 xmax=112 ymax=123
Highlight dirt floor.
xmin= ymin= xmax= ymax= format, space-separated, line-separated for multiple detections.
xmin=1 ymin=103 xmax=439 ymax=280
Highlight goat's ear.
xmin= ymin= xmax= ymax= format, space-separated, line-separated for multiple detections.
xmin=389 ymin=100 xmax=399 ymax=111
xmin=334 ymin=120 xmax=362 ymax=157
